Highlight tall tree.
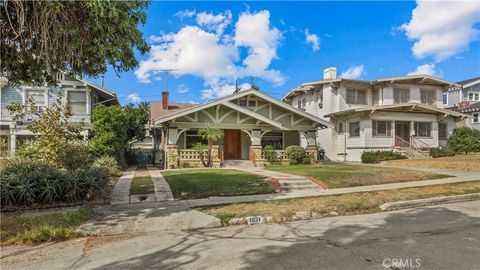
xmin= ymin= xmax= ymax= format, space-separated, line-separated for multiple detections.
xmin=1 ymin=0 xmax=150 ymax=85
xmin=198 ymin=126 xmax=223 ymax=167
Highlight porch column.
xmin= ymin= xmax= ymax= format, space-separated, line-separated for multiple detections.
xmin=166 ymin=127 xmax=179 ymax=169
xmin=410 ymin=121 xmax=415 ymax=145
xmin=9 ymin=131 xmax=16 ymax=156
xmin=249 ymin=129 xmax=263 ymax=166
xmin=305 ymin=130 xmax=318 ymax=163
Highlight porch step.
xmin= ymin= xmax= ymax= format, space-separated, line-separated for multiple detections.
xmin=278 ymin=177 xmax=321 ymax=192
xmin=223 ymin=159 xmax=255 ymax=168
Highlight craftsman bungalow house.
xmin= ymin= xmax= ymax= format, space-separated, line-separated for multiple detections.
xmin=0 ymin=74 xmax=118 ymax=156
xmin=150 ymin=89 xmax=332 ymax=168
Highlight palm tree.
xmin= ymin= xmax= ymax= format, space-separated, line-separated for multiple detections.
xmin=198 ymin=125 xmax=224 ymax=167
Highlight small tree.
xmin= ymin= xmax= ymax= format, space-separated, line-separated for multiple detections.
xmin=198 ymin=126 xmax=224 ymax=167
xmin=7 ymin=93 xmax=83 ymax=165
xmin=448 ymin=127 xmax=480 ymax=154
xmin=192 ymin=143 xmax=208 ymax=167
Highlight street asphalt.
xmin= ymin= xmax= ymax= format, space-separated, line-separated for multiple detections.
xmin=1 ymin=200 xmax=479 ymax=270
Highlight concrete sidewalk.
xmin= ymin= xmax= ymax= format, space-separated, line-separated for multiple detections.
xmin=110 ymin=167 xmax=135 ymax=205
xmin=184 ymin=164 xmax=479 ymax=207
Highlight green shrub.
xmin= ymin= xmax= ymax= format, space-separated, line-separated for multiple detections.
xmin=15 ymin=140 xmax=43 ymax=160
xmin=91 ymin=156 xmax=121 ymax=177
xmin=180 ymin=161 xmax=191 ymax=168
xmin=285 ymin=145 xmax=307 ymax=165
xmin=429 ymin=147 xmax=456 ymax=158
xmin=262 ymin=145 xmax=279 ymax=164
xmin=57 ymin=140 xmax=93 ymax=171
xmin=448 ymin=127 xmax=480 ymax=154
xmin=0 ymin=159 xmax=109 ymax=208
xmin=361 ymin=151 xmax=406 ymax=164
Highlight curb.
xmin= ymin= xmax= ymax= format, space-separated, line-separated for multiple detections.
xmin=379 ymin=193 xmax=480 ymax=211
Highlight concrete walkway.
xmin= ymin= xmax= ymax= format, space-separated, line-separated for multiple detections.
xmin=148 ymin=166 xmax=174 ymax=201
xmin=184 ymin=164 xmax=480 ymax=207
xmin=110 ymin=168 xmax=135 ymax=205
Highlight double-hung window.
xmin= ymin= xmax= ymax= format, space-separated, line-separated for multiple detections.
xmin=393 ymin=88 xmax=410 ymax=104
xmin=442 ymin=93 xmax=448 ymax=105
xmin=438 ymin=123 xmax=448 ymax=140
xmin=346 ymin=89 xmax=367 ymax=105
xmin=349 ymin=121 xmax=360 ymax=138
xmin=372 ymin=120 xmax=392 ymax=137
xmin=67 ymin=91 xmax=87 ymax=115
xmin=420 ymin=89 xmax=436 ymax=106
xmin=414 ymin=122 xmax=432 ymax=137
xmin=26 ymin=89 xmax=45 ymax=112
xmin=473 ymin=113 xmax=479 ymax=123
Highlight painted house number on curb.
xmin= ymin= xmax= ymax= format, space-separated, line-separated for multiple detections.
xmin=246 ymin=216 xmax=265 ymax=225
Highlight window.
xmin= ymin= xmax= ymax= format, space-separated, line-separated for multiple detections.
xmin=420 ymin=89 xmax=436 ymax=106
xmin=261 ymin=132 xmax=283 ymax=150
xmin=442 ymin=93 xmax=448 ymax=105
xmin=317 ymin=90 xmax=323 ymax=108
xmin=474 ymin=113 xmax=479 ymax=123
xmin=393 ymin=88 xmax=410 ymax=104
xmin=26 ymin=89 xmax=45 ymax=112
xmin=346 ymin=89 xmax=367 ymax=105
xmin=67 ymin=91 xmax=87 ymax=115
xmin=439 ymin=123 xmax=448 ymax=140
xmin=349 ymin=122 xmax=360 ymax=137
xmin=238 ymin=99 xmax=247 ymax=106
xmin=372 ymin=89 xmax=379 ymax=105
xmin=468 ymin=92 xmax=480 ymax=101
xmin=297 ymin=99 xmax=301 ymax=109
xmin=185 ymin=130 xmax=207 ymax=148
xmin=372 ymin=120 xmax=392 ymax=137
xmin=248 ymin=100 xmax=256 ymax=107
xmin=414 ymin=122 xmax=432 ymax=137
xmin=302 ymin=98 xmax=307 ymax=109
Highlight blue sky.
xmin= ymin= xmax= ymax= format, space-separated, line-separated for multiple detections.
xmin=89 ymin=1 xmax=480 ymax=105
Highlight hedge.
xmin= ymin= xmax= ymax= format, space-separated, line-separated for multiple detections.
xmin=361 ymin=151 xmax=406 ymax=164
xmin=429 ymin=147 xmax=456 ymax=158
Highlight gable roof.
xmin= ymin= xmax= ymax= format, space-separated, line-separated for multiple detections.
xmin=153 ymin=89 xmax=333 ymax=129
xmin=457 ymin=77 xmax=480 ymax=88
xmin=150 ymin=101 xmax=196 ymax=119
xmin=324 ymin=103 xmax=470 ymax=119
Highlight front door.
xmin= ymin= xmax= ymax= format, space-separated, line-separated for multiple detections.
xmin=224 ymin=129 xmax=241 ymax=159
xmin=395 ymin=121 xmax=410 ymax=147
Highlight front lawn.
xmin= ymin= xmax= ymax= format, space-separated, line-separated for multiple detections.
xmin=162 ymin=169 xmax=275 ymax=200
xmin=1 ymin=207 xmax=94 ymax=246
xmin=387 ymin=153 xmax=480 ymax=172
xmin=200 ymin=181 xmax=480 ymax=223
xmin=266 ymin=163 xmax=450 ymax=188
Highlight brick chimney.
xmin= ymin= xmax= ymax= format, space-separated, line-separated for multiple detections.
xmin=323 ymin=67 xmax=337 ymax=80
xmin=162 ymin=91 xmax=169 ymax=110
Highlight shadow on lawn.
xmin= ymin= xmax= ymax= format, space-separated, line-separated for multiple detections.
xmin=91 ymin=203 xmax=480 ymax=270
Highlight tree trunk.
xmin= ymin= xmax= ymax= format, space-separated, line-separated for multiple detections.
xmin=207 ymin=139 xmax=212 ymax=167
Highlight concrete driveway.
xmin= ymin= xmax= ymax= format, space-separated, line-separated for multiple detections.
xmin=2 ymin=200 xmax=479 ymax=270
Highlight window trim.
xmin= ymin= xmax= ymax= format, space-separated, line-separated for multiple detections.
xmin=372 ymin=120 xmax=392 ymax=137
xmin=414 ymin=122 xmax=432 ymax=138
xmin=348 ymin=121 xmax=361 ymax=138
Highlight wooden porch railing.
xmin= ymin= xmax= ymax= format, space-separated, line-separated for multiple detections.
xmin=411 ymin=137 xmax=430 ymax=150
xmin=395 ymin=135 xmax=410 ymax=148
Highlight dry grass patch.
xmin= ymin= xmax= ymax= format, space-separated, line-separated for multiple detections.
xmin=200 ymin=181 xmax=480 ymax=223
xmin=387 ymin=153 xmax=480 ymax=172
xmin=266 ymin=163 xmax=449 ymax=188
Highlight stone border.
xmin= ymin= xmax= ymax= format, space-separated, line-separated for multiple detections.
xmin=379 ymin=193 xmax=480 ymax=211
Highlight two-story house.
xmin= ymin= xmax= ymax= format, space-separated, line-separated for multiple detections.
xmin=443 ymin=77 xmax=480 ymax=130
xmin=0 ymin=74 xmax=118 ymax=156
xmin=284 ymin=67 xmax=469 ymax=162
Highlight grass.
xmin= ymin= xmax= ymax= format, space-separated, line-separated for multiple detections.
xmin=200 ymin=181 xmax=480 ymax=224
xmin=1 ymin=207 xmax=94 ymax=246
xmin=130 ymin=169 xmax=154 ymax=195
xmin=162 ymin=169 xmax=275 ymax=200
xmin=387 ymin=153 xmax=480 ymax=172
xmin=266 ymin=163 xmax=450 ymax=188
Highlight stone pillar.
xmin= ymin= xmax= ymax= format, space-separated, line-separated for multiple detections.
xmin=10 ymin=132 xmax=16 ymax=156
xmin=210 ymin=145 xmax=221 ymax=167
xmin=249 ymin=145 xmax=263 ymax=166
xmin=166 ymin=144 xmax=178 ymax=169
xmin=305 ymin=130 xmax=318 ymax=163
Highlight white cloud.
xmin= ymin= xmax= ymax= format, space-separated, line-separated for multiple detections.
xmin=136 ymin=10 xmax=285 ymax=99
xmin=304 ymin=29 xmax=320 ymax=51
xmin=400 ymin=1 xmax=480 ymax=61
xmin=340 ymin=65 xmax=365 ymax=79
xmin=407 ymin=63 xmax=437 ymax=76
xmin=127 ymin=93 xmax=141 ymax=103
xmin=196 ymin=10 xmax=232 ymax=35
xmin=178 ymin=84 xmax=189 ymax=94
xmin=175 ymin=9 xmax=196 ymax=19
xmin=202 ymin=82 xmax=251 ymax=99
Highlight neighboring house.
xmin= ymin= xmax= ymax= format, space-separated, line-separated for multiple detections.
xmin=0 ymin=74 xmax=118 ymax=156
xmin=443 ymin=77 xmax=480 ymax=130
xmin=149 ymin=89 xmax=332 ymax=168
xmin=283 ymin=67 xmax=469 ymax=162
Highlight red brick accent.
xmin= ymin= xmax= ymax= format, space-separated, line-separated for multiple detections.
xmin=306 ymin=176 xmax=328 ymax=190
xmin=269 ymin=177 xmax=282 ymax=193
